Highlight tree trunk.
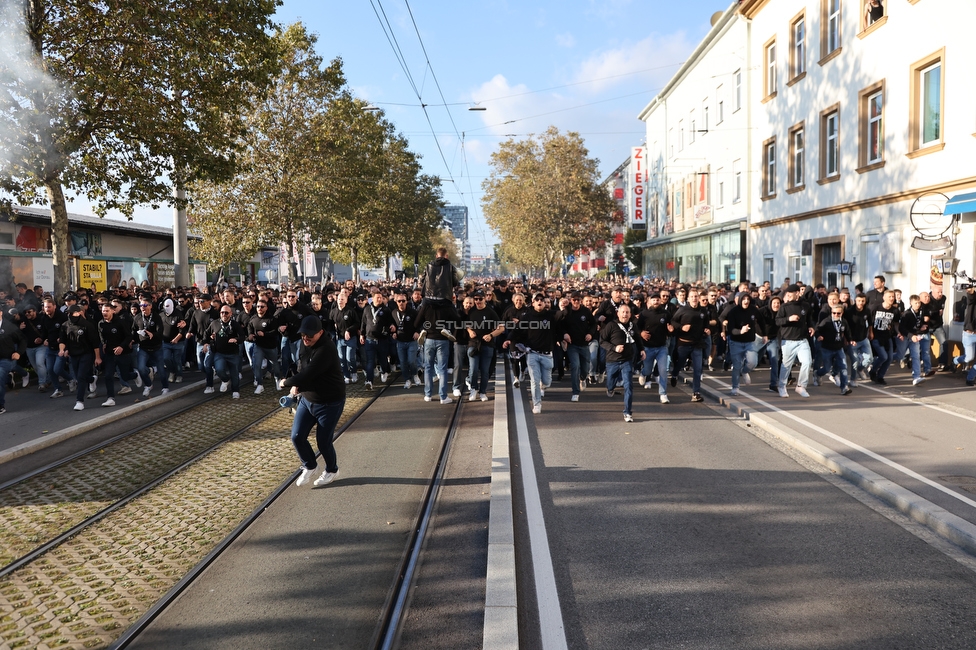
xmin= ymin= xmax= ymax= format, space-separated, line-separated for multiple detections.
xmin=286 ymin=221 xmax=299 ymax=284
xmin=350 ymin=245 xmax=359 ymax=284
xmin=45 ymin=179 xmax=72 ymax=298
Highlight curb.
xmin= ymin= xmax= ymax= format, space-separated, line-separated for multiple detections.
xmin=484 ymin=364 xmax=519 ymax=650
xmin=696 ymin=380 xmax=976 ymax=558
xmin=0 ymin=379 xmax=207 ymax=466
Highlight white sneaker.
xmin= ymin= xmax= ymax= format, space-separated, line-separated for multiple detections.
xmin=638 ymin=375 xmax=646 ymax=386
xmin=644 ymin=381 xmax=654 ymax=390
xmin=161 ymin=388 xmax=170 ymax=395
xmin=453 ymin=388 xmax=461 ymax=397
xmin=219 ymin=381 xmax=230 ymax=393
xmin=579 ymin=379 xmax=586 ymax=391
xmin=232 ymin=392 xmax=240 ymax=399
xmin=134 ymin=374 xmax=143 ymax=388
xmin=344 ymin=377 xmax=351 ymax=384
xmin=512 ymin=376 xmax=520 ymax=387
xmin=469 ymin=389 xmax=478 ymax=402
xmin=174 ymin=376 xmax=183 ymax=383
xmin=660 ymin=394 xmax=669 ymax=404
xmin=22 ymin=374 xmax=30 ymax=388
xmin=831 ymin=374 xmax=841 ymax=387
xmin=778 ymin=387 xmax=789 ymax=398
xmin=89 ymin=380 xmax=97 ymax=393
xmin=168 ymin=372 xmax=176 ymax=383
xmin=912 ymin=377 xmax=925 ymax=386
xmin=624 ymin=413 xmax=633 ymax=423
xmin=365 ymin=381 xmax=373 ymax=390
xmin=404 ymin=380 xmax=412 ymax=389
xmin=730 ymin=388 xmax=739 ymax=396
xmin=742 ymin=372 xmax=751 ymax=386
xmin=73 ymin=401 xmax=84 ymax=411
xmin=796 ymin=386 xmax=810 ymax=398
xmin=424 ymin=395 xmax=432 ymax=402
xmin=295 ymin=467 xmax=315 ymax=486
xmin=480 ymin=393 xmax=488 ymax=402
xmin=204 ymin=386 xmax=215 ymax=394
xmin=101 ymin=398 xmax=116 ymax=407
xmin=380 ymin=372 xmax=389 ymax=383
xmin=254 ymin=384 xmax=264 ymax=395
xmin=532 ymin=404 xmax=542 ymax=414
xmin=440 ymin=397 xmax=453 ymax=404
xmin=412 ymin=375 xmax=421 ymax=385
xmin=314 ymin=470 xmax=337 ymax=486
xmin=143 ymin=387 xmax=152 ymax=397
xmin=118 ymin=386 xmax=132 ymax=395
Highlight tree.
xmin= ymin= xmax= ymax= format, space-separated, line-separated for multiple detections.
xmin=482 ymin=126 xmax=615 ymax=277
xmin=623 ymin=228 xmax=645 ymax=274
xmin=0 ymin=0 xmax=279 ymax=295
xmin=187 ymin=23 xmax=345 ymax=282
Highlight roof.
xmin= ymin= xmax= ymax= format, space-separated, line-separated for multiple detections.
xmin=5 ymin=205 xmax=193 ymax=241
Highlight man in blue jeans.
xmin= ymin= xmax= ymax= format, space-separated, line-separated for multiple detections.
xmin=557 ymin=291 xmax=597 ymax=402
xmin=637 ymin=293 xmax=672 ymax=404
xmin=207 ymin=305 xmax=245 ymax=399
xmin=283 ymin=316 xmax=345 ymax=487
xmin=416 ymin=298 xmax=455 ymax=404
xmin=0 ymin=308 xmax=28 ymax=415
xmin=601 ymin=303 xmax=644 ymax=422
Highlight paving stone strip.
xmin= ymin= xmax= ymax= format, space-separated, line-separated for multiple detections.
xmin=0 ymin=388 xmax=372 ymax=649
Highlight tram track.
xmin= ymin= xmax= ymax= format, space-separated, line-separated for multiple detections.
xmin=0 ymin=382 xmax=379 ymax=649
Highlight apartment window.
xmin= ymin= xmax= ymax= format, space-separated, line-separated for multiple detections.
xmin=734 ymin=70 xmax=742 ymax=111
xmin=908 ymin=50 xmax=945 ymax=155
xmin=717 ymin=92 xmax=724 ymax=124
xmin=669 ymin=128 xmax=674 ymax=158
xmin=733 ymin=160 xmax=742 ymax=203
xmin=788 ymin=123 xmax=805 ymax=190
xmin=862 ymin=0 xmax=885 ymax=32
xmin=679 ymin=120 xmax=684 ymax=151
xmin=790 ymin=13 xmax=806 ymax=81
xmin=819 ymin=105 xmax=840 ymax=181
xmin=764 ymin=256 xmax=775 ymax=287
xmin=822 ymin=0 xmax=842 ymax=61
xmin=717 ymin=170 xmax=724 ymax=207
xmin=764 ymin=38 xmax=777 ymax=99
xmin=858 ymin=81 xmax=885 ymax=170
xmin=762 ymin=138 xmax=777 ymax=199
xmin=690 ymin=114 xmax=696 ymax=144
xmin=703 ymin=101 xmax=709 ymax=133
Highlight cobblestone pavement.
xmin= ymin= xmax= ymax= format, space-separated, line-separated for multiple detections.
xmin=0 ymin=383 xmax=375 ymax=649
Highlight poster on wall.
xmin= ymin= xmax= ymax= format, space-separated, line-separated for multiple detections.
xmin=15 ymin=225 xmax=52 ymax=252
xmin=32 ymin=258 xmax=54 ymax=292
xmin=78 ymin=259 xmax=107 ymax=292
xmin=70 ymin=232 xmax=103 ymax=257
xmin=106 ymin=261 xmax=150 ymax=290
xmin=193 ymin=264 xmax=208 ymax=288
xmin=152 ymin=263 xmax=175 ymax=288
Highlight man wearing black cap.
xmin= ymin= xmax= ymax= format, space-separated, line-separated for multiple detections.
xmin=282 ymin=315 xmax=345 ymax=487
xmin=61 ymin=304 xmax=102 ymax=411
xmin=556 ymin=291 xmax=597 ymax=401
xmin=189 ymin=294 xmax=219 ymax=393
xmin=775 ymin=284 xmax=815 ymax=397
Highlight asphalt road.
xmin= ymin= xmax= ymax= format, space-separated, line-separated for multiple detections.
xmin=516 ymin=377 xmax=976 ymax=650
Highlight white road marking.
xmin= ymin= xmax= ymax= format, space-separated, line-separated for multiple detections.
xmin=512 ymin=380 xmax=569 ymax=650
xmin=704 ymin=375 xmax=976 ymax=511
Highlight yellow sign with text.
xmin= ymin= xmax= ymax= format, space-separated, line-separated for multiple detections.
xmin=79 ymin=259 xmax=107 ymax=293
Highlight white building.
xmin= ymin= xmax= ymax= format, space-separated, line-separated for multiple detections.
xmin=742 ymin=0 xmax=976 ymax=296
xmin=637 ymin=4 xmax=751 ymax=285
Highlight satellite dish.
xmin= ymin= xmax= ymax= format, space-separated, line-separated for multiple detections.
xmin=710 ymin=11 xmax=724 ymax=27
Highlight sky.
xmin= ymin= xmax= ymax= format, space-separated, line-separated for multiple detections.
xmin=33 ymin=0 xmax=730 ymax=256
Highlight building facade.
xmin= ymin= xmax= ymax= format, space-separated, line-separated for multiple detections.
xmin=744 ymin=0 xmax=976 ymax=295
xmin=637 ymin=4 xmax=751 ymax=285
xmin=439 ymin=204 xmax=471 ymax=272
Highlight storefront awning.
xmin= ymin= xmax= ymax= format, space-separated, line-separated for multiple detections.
xmin=944 ymin=191 xmax=976 ymax=216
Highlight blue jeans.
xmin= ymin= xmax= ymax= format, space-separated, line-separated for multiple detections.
xmin=672 ymin=344 xmax=703 ymax=393
xmin=817 ymin=348 xmax=850 ymax=390
xmin=396 ymin=340 xmax=419 ymax=379
xmin=566 ymin=343 xmax=591 ymax=395
xmin=640 ymin=345 xmax=670 ymax=395
xmin=103 ymin=352 xmax=137 ymax=398
xmin=895 ymin=337 xmax=922 ymax=380
xmin=0 ymin=358 xmax=21 ymax=407
xmin=336 ymin=337 xmax=358 ymax=381
xmin=364 ymin=338 xmax=393 ymax=381
xmin=424 ymin=339 xmax=451 ymax=400
xmin=871 ymin=338 xmax=894 ymax=379
xmin=467 ymin=344 xmax=495 ymax=394
xmin=243 ymin=341 xmax=256 ymax=368
xmin=214 ymin=351 xmax=242 ymax=392
xmin=27 ymin=346 xmax=49 ymax=385
xmin=588 ymin=339 xmax=604 ymax=377
xmin=197 ymin=341 xmax=215 ymax=387
xmin=779 ymin=339 xmax=812 ymax=389
xmin=956 ymin=331 xmax=976 ymax=382
xmin=919 ymin=335 xmax=932 ymax=374
xmin=759 ymin=338 xmax=781 ymax=388
xmin=69 ymin=352 xmax=95 ymax=403
xmin=47 ymin=350 xmax=72 ymax=391
xmin=728 ymin=338 xmax=758 ymax=390
xmin=606 ymin=359 xmax=634 ymax=416
xmin=847 ymin=338 xmax=873 ymax=375
xmin=251 ymin=345 xmax=280 ymax=385
xmin=280 ymin=337 xmax=302 ymax=377
xmin=138 ymin=348 xmax=169 ymax=390
xmin=526 ymin=351 xmax=553 ymax=407
xmin=291 ymin=396 xmax=344 ymax=473
xmin=163 ymin=341 xmax=186 ymax=380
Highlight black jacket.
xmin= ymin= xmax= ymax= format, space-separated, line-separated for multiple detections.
xmin=420 ymin=257 xmax=461 ymax=300
xmin=672 ymin=304 xmax=707 ymax=345
xmin=282 ymin=335 xmax=346 ymax=404
xmin=132 ymin=311 xmax=164 ymax=351
xmin=600 ymin=318 xmax=642 ymax=363
xmin=556 ymin=306 xmax=597 ymax=346
xmin=0 ymin=317 xmax=26 ymax=360
xmin=207 ymin=318 xmax=245 ymax=355
xmin=636 ymin=306 xmax=671 ymax=348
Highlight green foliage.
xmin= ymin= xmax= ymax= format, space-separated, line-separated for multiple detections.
xmin=482 ymin=126 xmax=615 ymax=277
xmin=623 ymin=228 xmax=645 ymax=272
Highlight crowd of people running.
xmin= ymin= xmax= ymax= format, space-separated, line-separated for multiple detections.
xmin=2 ymin=253 xmax=976 ymax=426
